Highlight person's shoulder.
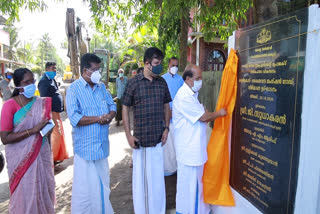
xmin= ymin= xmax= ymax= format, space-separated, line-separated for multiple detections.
xmin=68 ymin=79 xmax=82 ymax=90
xmin=127 ymin=75 xmax=139 ymax=84
xmin=39 ymin=75 xmax=49 ymax=82
xmin=0 ymin=79 xmax=6 ymax=87
xmin=2 ymin=98 xmax=18 ymax=112
xmin=38 ymin=75 xmax=49 ymax=85
xmin=98 ymin=82 xmax=107 ymax=90
xmin=157 ymin=76 xmax=167 ymax=83
xmin=176 ymin=73 xmax=183 ymax=79
xmin=161 ymin=72 xmax=169 ymax=78
xmin=3 ymin=98 xmax=16 ymax=105
xmin=175 ymin=84 xmax=189 ymax=97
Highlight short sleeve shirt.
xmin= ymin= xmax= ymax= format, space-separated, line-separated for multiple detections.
xmin=172 ymin=83 xmax=207 ymax=166
xmin=122 ymin=72 xmax=172 ymax=147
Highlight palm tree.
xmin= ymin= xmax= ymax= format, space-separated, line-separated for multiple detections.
xmin=3 ymin=26 xmax=21 ymax=65
xmin=118 ymin=25 xmax=158 ymax=68
xmin=37 ymin=33 xmax=55 ymax=71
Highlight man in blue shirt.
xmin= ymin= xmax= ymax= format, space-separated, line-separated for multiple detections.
xmin=66 ymin=53 xmax=116 ymax=214
xmin=161 ymin=57 xmax=184 ymax=176
xmin=115 ymin=68 xmax=128 ymax=126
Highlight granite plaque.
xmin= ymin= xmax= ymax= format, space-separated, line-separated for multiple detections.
xmin=230 ymin=8 xmax=308 ymax=214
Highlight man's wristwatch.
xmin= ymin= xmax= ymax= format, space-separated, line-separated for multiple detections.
xmin=164 ymin=126 xmax=170 ymax=131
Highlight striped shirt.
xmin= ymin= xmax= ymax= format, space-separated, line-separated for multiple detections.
xmin=66 ymin=77 xmax=116 ymax=160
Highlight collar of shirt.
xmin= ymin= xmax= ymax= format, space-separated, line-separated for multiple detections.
xmin=182 ymin=82 xmax=197 ymax=97
xmin=79 ymin=76 xmax=101 ymax=89
xmin=167 ymin=70 xmax=176 ymax=77
xmin=137 ymin=71 xmax=162 ymax=82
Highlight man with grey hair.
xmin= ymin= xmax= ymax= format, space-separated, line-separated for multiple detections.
xmin=115 ymin=68 xmax=128 ymax=126
xmin=173 ymin=64 xmax=227 ymax=214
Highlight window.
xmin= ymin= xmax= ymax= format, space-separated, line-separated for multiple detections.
xmin=207 ymin=50 xmax=225 ymax=71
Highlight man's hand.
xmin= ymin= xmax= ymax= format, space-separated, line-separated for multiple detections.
xmin=217 ymin=108 xmax=227 ymax=117
xmin=161 ymin=129 xmax=169 ymax=146
xmin=99 ymin=112 xmax=115 ymax=125
xmin=126 ymin=134 xmax=140 ymax=149
xmin=98 ymin=114 xmax=109 ymax=125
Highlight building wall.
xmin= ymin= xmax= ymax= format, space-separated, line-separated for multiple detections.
xmin=188 ymin=38 xmax=227 ymax=71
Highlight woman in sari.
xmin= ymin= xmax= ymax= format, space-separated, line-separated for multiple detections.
xmin=0 ymin=68 xmax=55 ymax=213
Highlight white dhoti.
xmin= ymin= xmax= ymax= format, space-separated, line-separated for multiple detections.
xmin=163 ymin=123 xmax=177 ymax=176
xmin=132 ymin=143 xmax=166 ymax=214
xmin=71 ymin=154 xmax=114 ymax=214
xmin=176 ymin=162 xmax=210 ymax=214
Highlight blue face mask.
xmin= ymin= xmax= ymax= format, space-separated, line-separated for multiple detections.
xmin=119 ymin=73 xmax=124 ymax=78
xmin=45 ymin=71 xmax=56 ymax=80
xmin=18 ymin=83 xmax=36 ymax=98
xmin=6 ymin=74 xmax=12 ymax=79
xmin=151 ymin=64 xmax=163 ymax=75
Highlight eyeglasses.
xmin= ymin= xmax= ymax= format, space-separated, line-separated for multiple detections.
xmin=86 ymin=68 xmax=101 ymax=73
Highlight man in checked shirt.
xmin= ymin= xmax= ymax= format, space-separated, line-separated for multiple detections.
xmin=122 ymin=47 xmax=171 ymax=214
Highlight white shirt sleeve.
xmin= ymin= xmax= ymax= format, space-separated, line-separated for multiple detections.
xmin=177 ymin=94 xmax=205 ymax=124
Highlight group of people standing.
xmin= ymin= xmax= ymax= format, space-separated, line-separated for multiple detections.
xmin=0 ymin=46 xmax=226 ymax=214
xmin=115 ymin=47 xmax=226 ymax=214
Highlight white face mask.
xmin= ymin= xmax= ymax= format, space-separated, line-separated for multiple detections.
xmin=170 ymin=66 xmax=178 ymax=75
xmin=191 ymin=80 xmax=202 ymax=92
xmin=91 ymin=70 xmax=101 ymax=84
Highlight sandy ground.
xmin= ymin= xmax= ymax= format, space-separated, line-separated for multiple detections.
xmin=0 ymin=109 xmax=177 ymax=213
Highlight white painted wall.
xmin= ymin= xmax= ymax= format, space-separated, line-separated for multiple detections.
xmin=294 ymin=4 xmax=320 ymax=214
xmin=212 ymin=5 xmax=320 ymax=214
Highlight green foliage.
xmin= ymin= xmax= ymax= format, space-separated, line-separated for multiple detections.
xmin=87 ymin=0 xmax=252 ymax=71
xmin=17 ymin=42 xmax=36 ymax=66
xmin=34 ymin=33 xmax=65 ymax=74
xmin=0 ymin=0 xmax=47 ymax=22
xmin=31 ymin=66 xmax=41 ymax=75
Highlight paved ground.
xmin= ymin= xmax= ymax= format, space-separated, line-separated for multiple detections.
xmin=0 ymin=109 xmax=177 ymax=213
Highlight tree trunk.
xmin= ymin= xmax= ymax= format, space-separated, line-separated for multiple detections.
xmin=179 ymin=9 xmax=189 ymax=72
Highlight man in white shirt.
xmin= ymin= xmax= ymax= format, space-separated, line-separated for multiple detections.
xmin=172 ymin=64 xmax=227 ymax=214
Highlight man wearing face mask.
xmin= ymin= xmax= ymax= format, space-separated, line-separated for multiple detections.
xmin=0 ymin=68 xmax=14 ymax=103
xmin=38 ymin=61 xmax=69 ymax=164
xmin=66 ymin=53 xmax=116 ymax=214
xmin=172 ymin=64 xmax=227 ymax=214
xmin=115 ymin=68 xmax=128 ymax=126
xmin=161 ymin=56 xmax=184 ymax=176
xmin=122 ymin=47 xmax=171 ymax=214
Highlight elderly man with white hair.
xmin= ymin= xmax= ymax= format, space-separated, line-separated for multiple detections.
xmin=115 ymin=68 xmax=128 ymax=126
